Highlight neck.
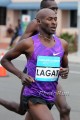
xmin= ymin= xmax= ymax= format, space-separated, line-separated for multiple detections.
xmin=39 ymin=32 xmax=53 ymax=41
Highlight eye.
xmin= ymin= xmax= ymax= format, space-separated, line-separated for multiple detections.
xmin=50 ymin=7 xmax=58 ymax=11
xmin=47 ymin=17 xmax=53 ymax=21
xmin=54 ymin=17 xmax=57 ymax=21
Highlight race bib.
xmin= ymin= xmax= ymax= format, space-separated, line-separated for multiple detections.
xmin=35 ymin=56 xmax=60 ymax=82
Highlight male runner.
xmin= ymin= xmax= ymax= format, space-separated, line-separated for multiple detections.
xmin=1 ymin=8 xmax=69 ymax=120
xmin=0 ymin=0 xmax=70 ymax=120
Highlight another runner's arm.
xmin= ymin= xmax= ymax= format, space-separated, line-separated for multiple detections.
xmin=19 ymin=19 xmax=38 ymax=41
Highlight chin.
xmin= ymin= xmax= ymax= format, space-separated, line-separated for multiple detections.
xmin=51 ymin=30 xmax=56 ymax=34
xmin=50 ymin=31 xmax=55 ymax=34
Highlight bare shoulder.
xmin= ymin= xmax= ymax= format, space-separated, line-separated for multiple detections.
xmin=14 ymin=37 xmax=33 ymax=53
xmin=19 ymin=37 xmax=33 ymax=48
xmin=59 ymin=38 xmax=68 ymax=50
xmin=19 ymin=19 xmax=38 ymax=41
xmin=25 ymin=19 xmax=38 ymax=32
xmin=30 ymin=19 xmax=37 ymax=25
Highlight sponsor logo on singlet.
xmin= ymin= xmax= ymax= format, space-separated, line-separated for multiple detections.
xmin=35 ymin=56 xmax=60 ymax=82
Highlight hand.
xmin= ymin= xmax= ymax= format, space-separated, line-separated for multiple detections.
xmin=19 ymin=72 xmax=35 ymax=85
xmin=59 ymin=67 xmax=69 ymax=79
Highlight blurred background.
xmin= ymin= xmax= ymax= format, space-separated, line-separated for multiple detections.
xmin=0 ymin=0 xmax=80 ymax=54
xmin=0 ymin=1 xmax=80 ymax=120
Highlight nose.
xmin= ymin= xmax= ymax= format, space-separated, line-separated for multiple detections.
xmin=52 ymin=19 xmax=57 ymax=25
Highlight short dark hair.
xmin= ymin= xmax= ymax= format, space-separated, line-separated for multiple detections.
xmin=40 ymin=0 xmax=55 ymax=9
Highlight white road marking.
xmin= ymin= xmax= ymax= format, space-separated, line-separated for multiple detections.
xmin=70 ymin=71 xmax=80 ymax=75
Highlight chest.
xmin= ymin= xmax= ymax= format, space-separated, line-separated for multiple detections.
xmin=31 ymin=43 xmax=63 ymax=62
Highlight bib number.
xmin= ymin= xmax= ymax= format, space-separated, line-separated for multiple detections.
xmin=35 ymin=56 xmax=60 ymax=82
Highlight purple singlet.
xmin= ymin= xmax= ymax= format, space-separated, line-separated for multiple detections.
xmin=22 ymin=34 xmax=64 ymax=102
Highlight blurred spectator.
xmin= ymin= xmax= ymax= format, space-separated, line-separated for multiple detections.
xmin=6 ymin=24 xmax=14 ymax=37
xmin=8 ymin=19 xmax=23 ymax=49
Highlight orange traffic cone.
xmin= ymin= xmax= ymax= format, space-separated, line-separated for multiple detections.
xmin=0 ymin=52 xmax=7 ymax=77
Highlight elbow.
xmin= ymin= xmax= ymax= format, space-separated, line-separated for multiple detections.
xmin=1 ymin=57 xmax=6 ymax=67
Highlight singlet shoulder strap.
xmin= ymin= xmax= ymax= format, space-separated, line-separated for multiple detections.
xmin=53 ymin=35 xmax=64 ymax=52
xmin=53 ymin=35 xmax=60 ymax=41
xmin=53 ymin=35 xmax=62 ymax=45
xmin=32 ymin=34 xmax=39 ymax=42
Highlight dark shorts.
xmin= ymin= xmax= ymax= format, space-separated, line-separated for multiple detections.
xmin=23 ymin=67 xmax=27 ymax=73
xmin=21 ymin=96 xmax=54 ymax=113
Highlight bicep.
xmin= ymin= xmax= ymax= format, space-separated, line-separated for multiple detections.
xmin=3 ymin=42 xmax=25 ymax=60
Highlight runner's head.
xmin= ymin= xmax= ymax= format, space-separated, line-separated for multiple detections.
xmin=36 ymin=8 xmax=57 ymax=35
xmin=40 ymin=0 xmax=58 ymax=14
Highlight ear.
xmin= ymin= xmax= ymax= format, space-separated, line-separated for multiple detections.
xmin=36 ymin=18 xmax=41 ymax=24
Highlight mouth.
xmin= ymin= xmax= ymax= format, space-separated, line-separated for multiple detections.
xmin=50 ymin=27 xmax=56 ymax=31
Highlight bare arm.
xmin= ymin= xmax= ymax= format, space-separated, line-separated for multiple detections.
xmin=61 ymin=39 xmax=68 ymax=68
xmin=60 ymin=39 xmax=69 ymax=79
xmin=19 ymin=19 xmax=38 ymax=41
xmin=1 ymin=39 xmax=34 ymax=83
xmin=1 ymin=40 xmax=28 ymax=77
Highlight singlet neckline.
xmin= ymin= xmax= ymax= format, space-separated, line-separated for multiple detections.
xmin=36 ymin=34 xmax=57 ymax=49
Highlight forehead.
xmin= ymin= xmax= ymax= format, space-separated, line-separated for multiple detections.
xmin=45 ymin=14 xmax=57 ymax=19
xmin=36 ymin=9 xmax=57 ymax=20
xmin=44 ymin=11 xmax=57 ymax=19
xmin=45 ymin=1 xmax=58 ymax=9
